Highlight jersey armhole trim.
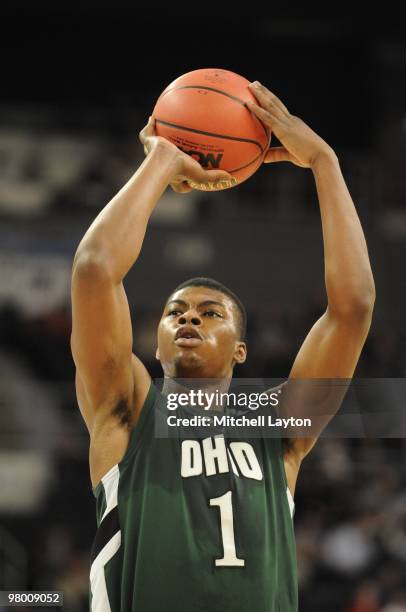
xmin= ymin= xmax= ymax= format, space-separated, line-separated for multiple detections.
xmin=286 ymin=486 xmax=295 ymax=519
xmin=92 ymin=463 xmax=118 ymax=500
xmin=277 ymin=426 xmax=296 ymax=519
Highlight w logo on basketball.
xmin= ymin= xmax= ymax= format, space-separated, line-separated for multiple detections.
xmin=178 ymin=146 xmax=223 ymax=169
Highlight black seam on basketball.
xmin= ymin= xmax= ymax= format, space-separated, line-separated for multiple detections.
xmin=155 ymin=119 xmax=264 ymax=152
xmin=158 ymin=85 xmax=270 ymax=143
xmin=160 ymin=85 xmax=245 ymax=105
xmin=90 ymin=507 xmax=120 ymax=563
xmin=251 ymin=112 xmax=270 ymax=145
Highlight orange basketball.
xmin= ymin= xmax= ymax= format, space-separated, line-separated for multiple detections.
xmin=152 ymin=68 xmax=271 ymax=191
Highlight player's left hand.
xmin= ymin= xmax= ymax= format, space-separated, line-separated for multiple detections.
xmin=139 ymin=116 xmax=232 ymax=193
xmin=247 ymin=81 xmax=336 ymax=169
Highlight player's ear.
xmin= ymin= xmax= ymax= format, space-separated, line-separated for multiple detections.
xmin=234 ymin=341 xmax=247 ymax=364
xmin=155 ymin=347 xmax=160 ymax=361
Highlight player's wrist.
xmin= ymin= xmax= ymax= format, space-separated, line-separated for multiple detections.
xmin=147 ymin=141 xmax=183 ymax=182
xmin=310 ymin=147 xmax=339 ymax=173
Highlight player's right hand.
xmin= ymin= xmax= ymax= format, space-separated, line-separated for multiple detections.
xmin=139 ymin=116 xmax=232 ymax=193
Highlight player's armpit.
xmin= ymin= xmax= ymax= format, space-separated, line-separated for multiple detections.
xmin=76 ymin=353 xmax=151 ymax=489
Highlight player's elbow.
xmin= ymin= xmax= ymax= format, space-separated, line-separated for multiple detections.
xmin=72 ymin=248 xmax=113 ymax=284
xmin=329 ymin=288 xmax=375 ymax=326
xmin=350 ymin=281 xmax=376 ymax=318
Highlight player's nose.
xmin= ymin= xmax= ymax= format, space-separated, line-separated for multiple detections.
xmin=178 ymin=310 xmax=202 ymax=326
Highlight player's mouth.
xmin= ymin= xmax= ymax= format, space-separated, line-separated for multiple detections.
xmin=174 ymin=327 xmax=203 ymax=347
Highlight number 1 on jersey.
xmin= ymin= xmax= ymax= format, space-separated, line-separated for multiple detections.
xmin=209 ymin=490 xmax=245 ymax=567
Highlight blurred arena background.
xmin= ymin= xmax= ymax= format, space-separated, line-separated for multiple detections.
xmin=1 ymin=6 xmax=405 ymax=611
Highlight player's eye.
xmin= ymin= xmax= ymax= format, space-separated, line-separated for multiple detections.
xmin=167 ymin=309 xmax=183 ymax=316
xmin=203 ymin=310 xmax=222 ymax=318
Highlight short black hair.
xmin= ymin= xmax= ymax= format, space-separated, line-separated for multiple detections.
xmin=170 ymin=277 xmax=247 ymax=340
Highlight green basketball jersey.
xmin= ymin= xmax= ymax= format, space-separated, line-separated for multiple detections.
xmin=90 ymin=381 xmax=298 ymax=611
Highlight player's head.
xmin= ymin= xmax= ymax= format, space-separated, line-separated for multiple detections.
xmin=156 ymin=277 xmax=247 ymax=378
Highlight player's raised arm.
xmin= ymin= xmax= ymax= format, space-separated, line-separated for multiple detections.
xmin=247 ymin=82 xmax=375 ymax=462
xmin=71 ymin=118 xmax=231 ymax=442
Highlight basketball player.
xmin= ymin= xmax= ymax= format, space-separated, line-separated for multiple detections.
xmin=71 ymin=81 xmax=375 ymax=611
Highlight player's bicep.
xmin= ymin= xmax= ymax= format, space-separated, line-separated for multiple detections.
xmin=71 ymin=257 xmax=134 ymax=411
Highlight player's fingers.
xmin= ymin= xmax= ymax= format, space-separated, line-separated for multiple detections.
xmin=263 ymin=147 xmax=291 ymax=163
xmin=139 ymin=116 xmax=155 ymax=144
xmin=264 ymin=147 xmax=308 ymax=168
xmin=249 ymin=82 xmax=290 ymax=115
xmin=139 ymin=127 xmax=147 ymax=144
xmin=203 ymin=169 xmax=233 ymax=183
xmin=246 ymin=101 xmax=282 ymax=126
xmin=148 ymin=115 xmax=156 ymax=132
xmin=171 ymin=181 xmax=193 ymax=194
xmin=188 ymin=164 xmax=232 ymax=185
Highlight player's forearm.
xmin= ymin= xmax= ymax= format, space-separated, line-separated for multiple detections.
xmin=73 ymin=146 xmax=177 ymax=282
xmin=312 ymin=151 xmax=375 ymax=317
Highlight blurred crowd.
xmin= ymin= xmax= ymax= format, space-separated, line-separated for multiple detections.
xmin=297 ymin=438 xmax=406 ymax=612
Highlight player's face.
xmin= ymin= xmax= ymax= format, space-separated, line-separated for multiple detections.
xmin=156 ymin=286 xmax=247 ymax=378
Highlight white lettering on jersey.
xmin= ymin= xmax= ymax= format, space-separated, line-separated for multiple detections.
xmin=229 ymin=442 xmax=263 ymax=481
xmin=181 ymin=436 xmax=263 ymax=481
xmin=181 ymin=440 xmax=203 ymax=477
xmin=202 ymin=435 xmax=229 ymax=476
